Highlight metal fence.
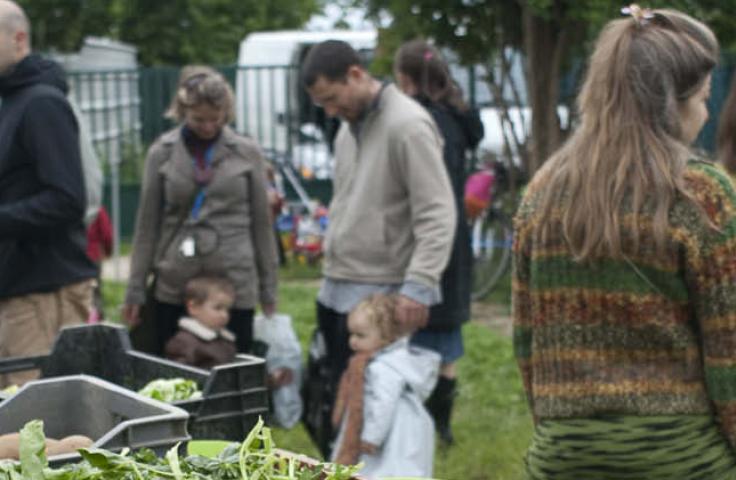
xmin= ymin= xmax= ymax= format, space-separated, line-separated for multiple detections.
xmin=66 ymin=61 xmax=736 ymax=241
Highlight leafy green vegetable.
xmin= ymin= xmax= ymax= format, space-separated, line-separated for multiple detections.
xmin=0 ymin=385 xmax=18 ymax=396
xmin=18 ymin=420 xmax=45 ymax=480
xmin=137 ymin=378 xmax=202 ymax=403
xmin=0 ymin=418 xmax=361 ymax=480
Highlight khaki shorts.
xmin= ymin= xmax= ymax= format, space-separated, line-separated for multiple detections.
xmin=0 ymin=279 xmax=95 ymax=388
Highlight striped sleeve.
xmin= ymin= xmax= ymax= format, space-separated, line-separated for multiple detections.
xmin=684 ymin=162 xmax=736 ymax=451
xmin=512 ymin=191 xmax=536 ymax=422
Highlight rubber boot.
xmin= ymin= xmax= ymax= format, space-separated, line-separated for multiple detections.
xmin=426 ymin=376 xmax=457 ymax=445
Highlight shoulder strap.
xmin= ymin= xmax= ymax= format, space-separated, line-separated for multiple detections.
xmin=153 ymin=143 xmax=200 ymax=267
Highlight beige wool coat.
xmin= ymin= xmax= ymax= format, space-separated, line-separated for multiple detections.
xmin=125 ymin=126 xmax=278 ymax=309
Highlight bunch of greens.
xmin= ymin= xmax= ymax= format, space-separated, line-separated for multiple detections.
xmin=138 ymin=378 xmax=202 ymax=403
xmin=0 ymin=418 xmax=360 ymax=480
xmin=0 ymin=385 xmax=18 ymax=396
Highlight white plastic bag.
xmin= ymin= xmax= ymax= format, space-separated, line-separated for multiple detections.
xmin=253 ymin=313 xmax=303 ymax=428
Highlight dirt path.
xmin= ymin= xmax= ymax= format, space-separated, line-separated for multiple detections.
xmin=471 ymin=301 xmax=512 ymax=337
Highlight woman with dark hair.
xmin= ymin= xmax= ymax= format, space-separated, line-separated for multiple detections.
xmin=122 ymin=66 xmax=279 ymax=355
xmin=394 ymin=39 xmax=484 ymax=445
xmin=513 ymin=6 xmax=736 ymax=478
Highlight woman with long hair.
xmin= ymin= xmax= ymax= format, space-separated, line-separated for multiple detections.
xmin=394 ymin=39 xmax=484 ymax=445
xmin=513 ymin=6 xmax=736 ymax=478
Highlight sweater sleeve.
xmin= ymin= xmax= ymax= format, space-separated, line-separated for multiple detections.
xmin=512 ymin=190 xmax=536 ymax=422
xmin=684 ymin=163 xmax=736 ymax=451
xmin=0 ymin=95 xmax=84 ymax=238
xmin=124 ymin=143 xmax=166 ymax=305
xmin=393 ymin=119 xmax=457 ymax=290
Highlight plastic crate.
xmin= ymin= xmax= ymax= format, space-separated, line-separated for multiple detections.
xmin=0 ymin=324 xmax=269 ymax=441
xmin=0 ymin=375 xmax=189 ymax=464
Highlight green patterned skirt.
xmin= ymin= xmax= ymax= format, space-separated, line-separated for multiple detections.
xmin=525 ymin=415 xmax=736 ymax=480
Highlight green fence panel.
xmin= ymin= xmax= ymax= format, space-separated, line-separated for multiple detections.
xmin=103 ymin=183 xmax=141 ymax=241
xmin=138 ymin=67 xmax=179 ymax=144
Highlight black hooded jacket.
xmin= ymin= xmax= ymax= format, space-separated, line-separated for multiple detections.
xmin=416 ymin=96 xmax=485 ymax=330
xmin=0 ymin=54 xmax=96 ymax=298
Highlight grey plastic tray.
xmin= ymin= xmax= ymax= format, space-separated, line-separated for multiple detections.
xmin=0 ymin=324 xmax=268 ymax=440
xmin=0 ymin=375 xmax=190 ymax=464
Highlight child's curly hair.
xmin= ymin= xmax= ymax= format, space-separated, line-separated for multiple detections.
xmin=350 ymin=293 xmax=402 ymax=344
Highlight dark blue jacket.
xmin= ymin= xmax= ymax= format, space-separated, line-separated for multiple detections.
xmin=418 ymin=97 xmax=484 ymax=330
xmin=0 ymin=54 xmax=96 ymax=298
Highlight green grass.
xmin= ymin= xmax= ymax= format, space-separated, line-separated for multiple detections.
xmin=270 ymin=280 xmax=532 ymax=480
xmin=101 ymin=280 xmax=127 ymax=324
xmin=102 ymin=265 xmax=531 ymax=479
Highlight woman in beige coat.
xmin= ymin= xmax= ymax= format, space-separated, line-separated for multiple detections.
xmin=122 ymin=66 xmax=278 ymax=355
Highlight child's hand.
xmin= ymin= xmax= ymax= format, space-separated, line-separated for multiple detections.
xmin=360 ymin=441 xmax=378 ymax=455
xmin=266 ymin=368 xmax=294 ymax=388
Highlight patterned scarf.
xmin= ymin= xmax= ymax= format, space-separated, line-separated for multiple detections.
xmin=182 ymin=126 xmax=218 ymax=185
xmin=332 ymin=351 xmax=374 ymax=466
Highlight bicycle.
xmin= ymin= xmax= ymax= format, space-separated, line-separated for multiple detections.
xmin=468 ymin=163 xmax=515 ymax=301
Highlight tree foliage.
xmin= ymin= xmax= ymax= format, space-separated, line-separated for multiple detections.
xmin=360 ymin=0 xmax=736 ymax=177
xmin=18 ymin=0 xmax=116 ymax=52
xmin=18 ymin=0 xmax=321 ymax=65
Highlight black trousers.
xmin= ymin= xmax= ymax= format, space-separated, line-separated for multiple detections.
xmin=303 ymin=301 xmax=351 ymax=458
xmin=316 ymin=301 xmax=351 ymax=390
xmin=153 ymin=300 xmax=254 ymax=355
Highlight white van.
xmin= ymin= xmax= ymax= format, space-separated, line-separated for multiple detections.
xmin=236 ymin=30 xmax=376 ymax=179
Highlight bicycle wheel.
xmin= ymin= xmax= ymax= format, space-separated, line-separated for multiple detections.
xmin=471 ymin=208 xmax=513 ymax=300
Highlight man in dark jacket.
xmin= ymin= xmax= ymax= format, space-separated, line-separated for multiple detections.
xmin=0 ymin=0 xmax=96 ymax=387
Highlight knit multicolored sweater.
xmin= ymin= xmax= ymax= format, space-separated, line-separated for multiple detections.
xmin=512 ymin=159 xmax=736 ymax=450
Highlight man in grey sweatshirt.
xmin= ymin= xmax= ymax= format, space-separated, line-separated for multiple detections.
xmin=301 ymin=39 xmax=456 ymax=455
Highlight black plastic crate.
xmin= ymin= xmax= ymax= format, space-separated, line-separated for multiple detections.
xmin=0 ymin=324 xmax=268 ymax=441
xmin=0 ymin=375 xmax=190 ymax=464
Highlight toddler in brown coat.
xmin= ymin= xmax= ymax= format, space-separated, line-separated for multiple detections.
xmin=165 ymin=276 xmax=237 ymax=369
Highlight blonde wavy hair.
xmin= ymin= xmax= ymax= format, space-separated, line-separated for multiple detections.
xmin=165 ymin=65 xmax=235 ymax=123
xmin=350 ymin=294 xmax=402 ymax=344
xmin=535 ymin=9 xmax=718 ymax=261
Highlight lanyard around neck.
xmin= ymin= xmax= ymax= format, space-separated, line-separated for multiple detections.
xmin=190 ymin=144 xmax=215 ymax=220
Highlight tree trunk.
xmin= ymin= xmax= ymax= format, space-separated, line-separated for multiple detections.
xmin=522 ymin=3 xmax=567 ymax=175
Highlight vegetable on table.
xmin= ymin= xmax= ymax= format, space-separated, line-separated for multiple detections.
xmin=0 ymin=385 xmax=17 ymax=396
xmin=0 ymin=417 xmax=362 ymax=480
xmin=137 ymin=378 xmax=202 ymax=403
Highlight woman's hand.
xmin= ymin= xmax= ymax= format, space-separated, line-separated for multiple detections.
xmin=261 ymin=303 xmax=276 ymax=317
xmin=121 ymin=304 xmax=142 ymax=327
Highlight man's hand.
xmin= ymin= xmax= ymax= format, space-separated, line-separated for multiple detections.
xmin=121 ymin=304 xmax=142 ymax=327
xmin=394 ymin=295 xmax=428 ymax=334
